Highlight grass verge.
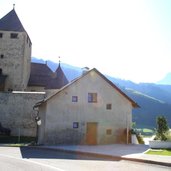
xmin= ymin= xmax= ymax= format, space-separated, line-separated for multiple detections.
xmin=146 ymin=149 xmax=171 ymax=156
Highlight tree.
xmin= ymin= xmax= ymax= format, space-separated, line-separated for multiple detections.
xmin=156 ymin=116 xmax=169 ymax=141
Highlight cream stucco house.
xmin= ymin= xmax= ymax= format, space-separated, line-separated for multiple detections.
xmin=35 ymin=68 xmax=139 ymax=145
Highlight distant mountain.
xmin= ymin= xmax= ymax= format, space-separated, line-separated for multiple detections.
xmin=157 ymin=72 xmax=171 ymax=85
xmin=31 ymin=57 xmax=171 ymax=128
xmin=32 ymin=57 xmax=82 ymax=81
xmin=125 ymin=88 xmax=171 ymax=128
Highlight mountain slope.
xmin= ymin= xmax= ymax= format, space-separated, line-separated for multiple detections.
xmin=31 ymin=57 xmax=171 ymax=128
xmin=125 ymin=88 xmax=171 ymax=128
xmin=107 ymin=75 xmax=171 ymax=104
xmin=157 ymin=72 xmax=171 ymax=85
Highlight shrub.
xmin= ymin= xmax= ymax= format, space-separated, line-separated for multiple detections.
xmin=136 ymin=133 xmax=144 ymax=144
xmin=155 ymin=116 xmax=169 ymax=141
xmin=131 ymin=128 xmax=136 ymax=134
xmin=165 ymin=130 xmax=171 ymax=141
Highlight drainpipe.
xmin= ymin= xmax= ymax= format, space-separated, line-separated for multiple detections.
xmin=33 ymin=106 xmax=41 ymax=144
xmin=126 ymin=114 xmax=129 ymax=144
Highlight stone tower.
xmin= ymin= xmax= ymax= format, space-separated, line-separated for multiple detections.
xmin=0 ymin=8 xmax=31 ymax=91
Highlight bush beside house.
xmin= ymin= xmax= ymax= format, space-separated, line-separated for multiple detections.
xmin=149 ymin=115 xmax=171 ymax=149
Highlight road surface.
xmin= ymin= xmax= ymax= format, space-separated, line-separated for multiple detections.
xmin=0 ymin=146 xmax=170 ymax=171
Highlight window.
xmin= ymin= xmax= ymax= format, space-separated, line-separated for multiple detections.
xmin=10 ymin=33 xmax=18 ymax=39
xmin=106 ymin=104 xmax=112 ymax=110
xmin=106 ymin=129 xmax=112 ymax=135
xmin=0 ymin=33 xmax=3 ymax=38
xmin=0 ymin=54 xmax=4 ymax=59
xmin=88 ymin=93 xmax=97 ymax=103
xmin=73 ymin=122 xmax=79 ymax=128
xmin=72 ymin=96 xmax=78 ymax=102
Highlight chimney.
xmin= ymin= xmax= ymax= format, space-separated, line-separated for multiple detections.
xmin=82 ymin=67 xmax=89 ymax=75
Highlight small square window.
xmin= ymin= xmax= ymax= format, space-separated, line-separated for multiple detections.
xmin=106 ymin=104 xmax=112 ymax=110
xmin=10 ymin=33 xmax=18 ymax=39
xmin=73 ymin=122 xmax=79 ymax=128
xmin=106 ymin=129 xmax=112 ymax=135
xmin=72 ymin=96 xmax=78 ymax=102
xmin=88 ymin=93 xmax=97 ymax=103
xmin=0 ymin=33 xmax=3 ymax=38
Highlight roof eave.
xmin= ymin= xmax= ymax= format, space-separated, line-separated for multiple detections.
xmin=33 ymin=100 xmax=45 ymax=108
xmin=132 ymin=103 xmax=140 ymax=108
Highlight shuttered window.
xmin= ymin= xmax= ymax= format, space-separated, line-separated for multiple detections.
xmin=88 ymin=93 xmax=97 ymax=103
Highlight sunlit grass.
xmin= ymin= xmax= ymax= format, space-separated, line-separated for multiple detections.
xmin=136 ymin=128 xmax=155 ymax=137
xmin=2 ymin=143 xmax=27 ymax=147
xmin=146 ymin=149 xmax=171 ymax=156
xmin=143 ymin=128 xmax=154 ymax=133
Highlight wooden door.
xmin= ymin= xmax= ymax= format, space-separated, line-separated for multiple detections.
xmin=86 ymin=122 xmax=97 ymax=145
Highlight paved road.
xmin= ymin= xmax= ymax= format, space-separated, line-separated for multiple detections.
xmin=0 ymin=146 xmax=170 ymax=171
xmin=0 ymin=155 xmax=58 ymax=171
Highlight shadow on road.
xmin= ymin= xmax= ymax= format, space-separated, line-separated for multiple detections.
xmin=20 ymin=146 xmax=121 ymax=161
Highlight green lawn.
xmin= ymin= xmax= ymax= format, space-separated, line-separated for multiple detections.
xmin=136 ymin=128 xmax=155 ymax=137
xmin=143 ymin=128 xmax=154 ymax=133
xmin=146 ymin=149 xmax=171 ymax=156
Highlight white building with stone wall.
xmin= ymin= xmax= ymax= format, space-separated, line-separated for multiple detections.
xmin=0 ymin=8 xmax=139 ymax=144
xmin=0 ymin=8 xmax=69 ymax=138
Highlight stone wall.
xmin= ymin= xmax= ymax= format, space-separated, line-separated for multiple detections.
xmin=0 ymin=91 xmax=45 ymax=137
xmin=0 ymin=31 xmax=31 ymax=91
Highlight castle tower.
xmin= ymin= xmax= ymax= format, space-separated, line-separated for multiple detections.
xmin=0 ymin=7 xmax=32 ymax=91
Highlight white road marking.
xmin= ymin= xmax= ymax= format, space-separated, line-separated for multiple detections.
xmin=0 ymin=153 xmax=65 ymax=171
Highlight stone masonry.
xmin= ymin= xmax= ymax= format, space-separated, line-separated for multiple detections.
xmin=0 ymin=92 xmax=45 ymax=137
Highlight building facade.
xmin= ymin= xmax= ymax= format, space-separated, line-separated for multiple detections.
xmin=0 ymin=8 xmax=69 ymax=137
xmin=36 ymin=69 xmax=139 ymax=145
xmin=0 ymin=8 xmax=139 ymax=144
xmin=0 ymin=9 xmax=31 ymax=91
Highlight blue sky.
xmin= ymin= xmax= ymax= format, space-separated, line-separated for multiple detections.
xmin=1 ymin=0 xmax=171 ymax=83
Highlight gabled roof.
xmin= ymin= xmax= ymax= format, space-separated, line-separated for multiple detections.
xmin=35 ymin=68 xmax=139 ymax=108
xmin=0 ymin=9 xmax=25 ymax=32
xmin=46 ymin=64 xmax=69 ymax=89
xmin=28 ymin=62 xmax=69 ymax=89
xmin=28 ymin=63 xmax=53 ymax=87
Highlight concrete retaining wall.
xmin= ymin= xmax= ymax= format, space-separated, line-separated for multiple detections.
xmin=149 ymin=140 xmax=171 ymax=149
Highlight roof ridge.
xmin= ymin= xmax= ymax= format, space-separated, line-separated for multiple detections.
xmin=36 ymin=68 xmax=139 ymax=108
xmin=31 ymin=62 xmax=47 ymax=65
